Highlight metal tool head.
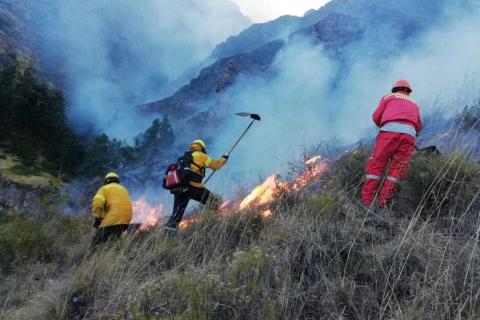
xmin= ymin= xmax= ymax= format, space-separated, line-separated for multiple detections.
xmin=235 ymin=112 xmax=261 ymax=121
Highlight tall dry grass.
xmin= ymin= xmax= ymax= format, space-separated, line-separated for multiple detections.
xmin=2 ymin=148 xmax=480 ymax=320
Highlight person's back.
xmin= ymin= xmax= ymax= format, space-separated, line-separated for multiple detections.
xmin=188 ymin=148 xmax=227 ymax=188
xmin=361 ymin=80 xmax=422 ymax=207
xmin=91 ymin=172 xmax=132 ymax=248
xmin=93 ymin=183 xmax=132 ymax=227
xmin=373 ymin=92 xmax=422 ymax=134
xmin=165 ymin=139 xmax=228 ymax=231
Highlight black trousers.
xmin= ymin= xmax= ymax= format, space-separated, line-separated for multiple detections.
xmin=165 ymin=187 xmax=215 ymax=229
xmin=90 ymin=224 xmax=128 ymax=249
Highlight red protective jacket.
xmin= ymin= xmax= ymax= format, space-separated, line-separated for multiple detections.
xmin=372 ymin=93 xmax=422 ymax=133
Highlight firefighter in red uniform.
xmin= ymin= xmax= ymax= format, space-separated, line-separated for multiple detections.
xmin=361 ymin=80 xmax=422 ymax=206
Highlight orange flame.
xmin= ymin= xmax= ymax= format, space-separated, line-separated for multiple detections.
xmin=239 ymin=175 xmax=279 ymax=210
xmin=305 ymin=155 xmax=322 ymax=165
xmin=171 ymin=155 xmax=330 ymax=231
xmin=260 ymin=209 xmax=273 ymax=218
xmin=231 ymin=156 xmax=329 ymax=212
xmin=290 ymin=157 xmax=329 ymax=191
xmin=131 ymin=197 xmax=165 ymax=232
xmin=219 ymin=200 xmax=233 ymax=212
xmin=178 ymin=216 xmax=201 ymax=231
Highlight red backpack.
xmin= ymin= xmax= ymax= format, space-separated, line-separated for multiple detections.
xmin=162 ymin=151 xmax=204 ymax=190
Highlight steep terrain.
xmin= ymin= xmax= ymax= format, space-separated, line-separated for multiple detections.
xmin=2 ymin=138 xmax=480 ymax=319
xmin=139 ymin=0 xmax=476 ymax=145
xmin=0 ymin=1 xmax=29 ymax=68
xmin=2 ymin=0 xmax=479 ymax=200
xmin=139 ymin=10 xmax=367 ymax=131
xmin=140 ymin=40 xmax=284 ymax=117
xmin=0 ymin=147 xmax=58 ymax=215
xmin=213 ymin=0 xmax=455 ymax=59
xmin=1 ymin=0 xmax=480 ymax=319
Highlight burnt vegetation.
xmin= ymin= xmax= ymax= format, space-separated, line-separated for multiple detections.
xmin=2 ymin=145 xmax=480 ymax=320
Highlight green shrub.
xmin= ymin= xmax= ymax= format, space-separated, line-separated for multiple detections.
xmin=399 ymin=152 xmax=480 ymax=217
xmin=326 ymin=147 xmax=369 ymax=196
xmin=180 ymin=209 xmax=266 ymax=264
xmin=7 ymin=137 xmax=37 ymax=168
xmin=177 ymin=272 xmax=231 ymax=319
xmin=228 ymin=246 xmax=276 ymax=294
xmin=8 ymin=163 xmax=44 ymax=176
xmin=0 ymin=213 xmax=53 ymax=273
xmin=305 ymin=192 xmax=345 ymax=218
xmin=0 ymin=211 xmax=86 ymax=274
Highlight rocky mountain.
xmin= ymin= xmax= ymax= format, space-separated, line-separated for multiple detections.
xmin=140 ymin=11 xmax=366 ymax=115
xmin=129 ymin=4 xmax=480 ymax=194
xmin=213 ymin=0 xmax=454 ymax=58
xmin=0 ymin=1 xmax=29 ymax=69
xmin=139 ymin=0 xmax=472 ymax=135
xmin=289 ymin=13 xmax=363 ymax=52
xmin=0 ymin=178 xmax=50 ymax=216
xmin=211 ymin=15 xmax=300 ymax=60
xmin=0 ymin=0 xmax=252 ymax=204
xmin=140 ymin=40 xmax=284 ymax=117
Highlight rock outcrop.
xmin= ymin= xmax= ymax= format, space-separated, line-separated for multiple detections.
xmin=0 ymin=178 xmax=50 ymax=216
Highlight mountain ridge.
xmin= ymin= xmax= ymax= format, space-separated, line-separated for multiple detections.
xmin=139 ymin=0 xmax=466 ymax=134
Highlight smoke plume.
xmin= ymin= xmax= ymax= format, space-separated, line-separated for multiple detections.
xmin=26 ymin=0 xmax=250 ymax=139
xmin=208 ymin=1 xmax=480 ymax=193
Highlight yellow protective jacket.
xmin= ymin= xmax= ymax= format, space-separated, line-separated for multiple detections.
xmin=189 ymin=151 xmax=226 ymax=188
xmin=92 ymin=183 xmax=133 ymax=228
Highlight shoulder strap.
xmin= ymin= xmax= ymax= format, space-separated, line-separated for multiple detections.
xmin=189 ymin=151 xmax=206 ymax=177
xmin=179 ymin=151 xmax=202 ymax=171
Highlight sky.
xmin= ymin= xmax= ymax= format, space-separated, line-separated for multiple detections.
xmin=232 ymin=0 xmax=330 ymax=22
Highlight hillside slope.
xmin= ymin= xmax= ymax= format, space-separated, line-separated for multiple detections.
xmin=2 ymin=144 xmax=480 ymax=319
xmin=0 ymin=1 xmax=31 ymax=69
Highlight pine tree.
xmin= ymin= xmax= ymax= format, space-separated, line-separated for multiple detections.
xmin=137 ymin=116 xmax=174 ymax=160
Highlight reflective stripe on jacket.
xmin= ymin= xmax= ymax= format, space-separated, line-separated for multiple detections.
xmin=380 ymin=122 xmax=416 ymax=138
xmin=372 ymin=93 xmax=422 ymax=133
xmin=92 ymin=183 xmax=133 ymax=228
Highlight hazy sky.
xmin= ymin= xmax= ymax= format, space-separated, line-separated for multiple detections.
xmin=232 ymin=0 xmax=330 ymax=22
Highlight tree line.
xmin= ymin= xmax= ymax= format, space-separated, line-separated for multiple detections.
xmin=0 ymin=60 xmax=174 ymax=179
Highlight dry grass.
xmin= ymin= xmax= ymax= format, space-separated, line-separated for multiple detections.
xmin=2 ymin=149 xmax=480 ymax=320
xmin=0 ymin=148 xmax=56 ymax=188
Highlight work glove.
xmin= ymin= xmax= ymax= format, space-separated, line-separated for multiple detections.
xmin=222 ymin=154 xmax=229 ymax=160
xmin=93 ymin=218 xmax=102 ymax=229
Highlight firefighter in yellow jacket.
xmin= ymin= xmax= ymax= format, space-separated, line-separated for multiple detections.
xmin=91 ymin=172 xmax=132 ymax=247
xmin=165 ymin=140 xmax=227 ymax=231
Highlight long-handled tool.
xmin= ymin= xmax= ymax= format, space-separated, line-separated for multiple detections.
xmin=204 ymin=112 xmax=261 ymax=184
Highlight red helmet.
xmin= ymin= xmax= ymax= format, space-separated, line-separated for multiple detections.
xmin=392 ymin=80 xmax=412 ymax=93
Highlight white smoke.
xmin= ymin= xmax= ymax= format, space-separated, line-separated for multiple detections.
xmin=208 ymin=2 xmax=480 ymax=193
xmin=27 ymin=0 xmax=250 ymax=139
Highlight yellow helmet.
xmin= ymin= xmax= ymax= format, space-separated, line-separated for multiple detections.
xmin=191 ymin=139 xmax=206 ymax=150
xmin=105 ymin=172 xmax=119 ymax=180
xmin=104 ymin=172 xmax=120 ymax=184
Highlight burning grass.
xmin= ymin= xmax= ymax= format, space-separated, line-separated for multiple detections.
xmin=3 ymin=150 xmax=480 ymax=319
xmin=130 ymin=197 xmax=165 ymax=232
xmin=178 ymin=156 xmax=330 ymax=231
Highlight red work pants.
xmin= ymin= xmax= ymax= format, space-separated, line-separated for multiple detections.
xmin=361 ymin=131 xmax=415 ymax=206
